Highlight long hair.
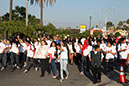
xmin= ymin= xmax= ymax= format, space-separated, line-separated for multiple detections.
xmin=12 ymin=37 xmax=19 ymax=47
xmin=62 ymin=40 xmax=69 ymax=57
xmin=50 ymin=41 xmax=57 ymax=47
xmin=71 ymin=40 xmax=76 ymax=53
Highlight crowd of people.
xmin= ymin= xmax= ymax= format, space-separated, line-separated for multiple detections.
xmin=0 ymin=34 xmax=129 ymax=84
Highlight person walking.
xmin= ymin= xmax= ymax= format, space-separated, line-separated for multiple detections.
xmin=89 ymin=45 xmax=104 ymax=84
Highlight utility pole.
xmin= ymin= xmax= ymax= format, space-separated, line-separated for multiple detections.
xmin=99 ymin=8 xmax=114 ymax=34
xmin=89 ymin=16 xmax=92 ymax=30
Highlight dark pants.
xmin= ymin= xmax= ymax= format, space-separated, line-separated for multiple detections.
xmin=0 ymin=53 xmax=4 ymax=67
xmin=56 ymin=62 xmax=61 ymax=78
xmin=10 ymin=52 xmax=20 ymax=70
xmin=40 ymin=58 xmax=51 ymax=76
xmin=26 ymin=57 xmax=37 ymax=71
xmin=76 ymin=53 xmax=82 ymax=65
xmin=106 ymin=59 xmax=114 ymax=73
xmin=80 ymin=56 xmax=90 ymax=72
xmin=91 ymin=66 xmax=101 ymax=83
xmin=51 ymin=59 xmax=57 ymax=76
xmin=6 ymin=53 xmax=11 ymax=65
xmin=19 ymin=52 xmax=26 ymax=65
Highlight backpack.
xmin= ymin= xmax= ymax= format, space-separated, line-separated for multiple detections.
xmin=90 ymin=51 xmax=102 ymax=68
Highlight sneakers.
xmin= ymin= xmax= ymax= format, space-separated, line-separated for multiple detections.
xmin=60 ymin=79 xmax=64 ymax=82
xmin=23 ymin=70 xmax=28 ymax=73
xmin=15 ymin=64 xmax=17 ymax=67
xmin=17 ymin=66 xmax=20 ymax=70
xmin=65 ymin=75 xmax=69 ymax=80
xmin=35 ymin=67 xmax=39 ymax=71
xmin=23 ymin=63 xmax=27 ymax=68
xmin=52 ymin=75 xmax=57 ymax=79
xmin=80 ymin=72 xmax=84 ymax=75
xmin=1 ymin=67 xmax=5 ymax=71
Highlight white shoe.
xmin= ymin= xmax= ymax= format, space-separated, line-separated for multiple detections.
xmin=65 ymin=75 xmax=69 ymax=80
xmin=23 ymin=63 xmax=27 ymax=68
xmin=35 ymin=67 xmax=39 ymax=71
xmin=1 ymin=67 xmax=5 ymax=71
xmin=15 ymin=64 xmax=17 ymax=67
xmin=52 ymin=75 xmax=57 ymax=79
xmin=80 ymin=72 xmax=84 ymax=75
xmin=23 ymin=70 xmax=28 ymax=73
xmin=17 ymin=66 xmax=20 ymax=70
xmin=60 ymin=79 xmax=64 ymax=82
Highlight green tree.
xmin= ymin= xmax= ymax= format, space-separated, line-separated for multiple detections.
xmin=126 ymin=19 xmax=129 ymax=24
xmin=106 ymin=21 xmax=114 ymax=28
xmin=96 ymin=25 xmax=98 ymax=28
xmin=2 ymin=6 xmax=26 ymax=21
xmin=93 ymin=31 xmax=102 ymax=37
xmin=118 ymin=21 xmax=123 ymax=27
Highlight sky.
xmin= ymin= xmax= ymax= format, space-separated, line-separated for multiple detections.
xmin=0 ymin=0 xmax=129 ymax=28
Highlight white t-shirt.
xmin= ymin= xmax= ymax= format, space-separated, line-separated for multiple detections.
xmin=69 ymin=44 xmax=74 ymax=54
xmin=92 ymin=41 xmax=97 ymax=46
xmin=0 ymin=42 xmax=6 ymax=53
xmin=20 ymin=43 xmax=27 ymax=53
xmin=26 ymin=45 xmax=34 ymax=57
xmin=48 ymin=47 xmax=56 ymax=59
xmin=76 ymin=39 xmax=78 ymax=43
xmin=100 ymin=43 xmax=106 ymax=52
xmin=10 ymin=43 xmax=20 ymax=54
xmin=76 ymin=45 xmax=82 ymax=53
xmin=118 ymin=43 xmax=129 ymax=59
xmin=83 ymin=46 xmax=92 ymax=56
xmin=57 ymin=50 xmax=61 ymax=62
xmin=112 ymin=45 xmax=117 ymax=58
xmin=105 ymin=46 xmax=116 ymax=59
xmin=46 ymin=40 xmax=52 ymax=47
xmin=81 ymin=38 xmax=86 ymax=45
xmin=60 ymin=46 xmax=68 ymax=59
xmin=34 ymin=42 xmax=41 ymax=49
xmin=74 ymin=42 xmax=78 ymax=50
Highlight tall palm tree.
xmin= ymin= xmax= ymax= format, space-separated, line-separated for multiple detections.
xmin=9 ymin=0 xmax=13 ymax=21
xmin=26 ymin=0 xmax=29 ymax=26
xmin=30 ymin=0 xmax=56 ymax=26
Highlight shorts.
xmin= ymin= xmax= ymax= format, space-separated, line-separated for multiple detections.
xmin=71 ymin=53 xmax=74 ymax=55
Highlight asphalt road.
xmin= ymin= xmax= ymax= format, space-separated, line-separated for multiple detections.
xmin=0 ymin=63 xmax=129 ymax=86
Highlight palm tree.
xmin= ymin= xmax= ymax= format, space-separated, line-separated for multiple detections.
xmin=30 ymin=0 xmax=56 ymax=26
xmin=9 ymin=0 xmax=13 ymax=21
xmin=118 ymin=21 xmax=123 ymax=27
xmin=26 ymin=0 xmax=28 ymax=26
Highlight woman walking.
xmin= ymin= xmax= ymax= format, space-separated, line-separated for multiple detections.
xmin=56 ymin=40 xmax=69 ymax=82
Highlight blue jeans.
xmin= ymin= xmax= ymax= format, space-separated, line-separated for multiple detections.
xmin=51 ymin=59 xmax=57 ymax=76
xmin=60 ymin=59 xmax=69 ymax=79
xmin=0 ymin=53 xmax=4 ymax=67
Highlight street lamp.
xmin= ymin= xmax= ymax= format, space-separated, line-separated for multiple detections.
xmin=99 ymin=8 xmax=115 ymax=33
